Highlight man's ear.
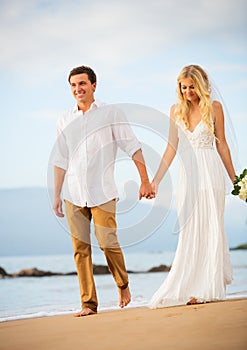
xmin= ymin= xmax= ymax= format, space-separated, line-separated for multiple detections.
xmin=92 ymin=82 xmax=96 ymax=91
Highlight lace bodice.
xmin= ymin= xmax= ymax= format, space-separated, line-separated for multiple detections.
xmin=177 ymin=119 xmax=214 ymax=150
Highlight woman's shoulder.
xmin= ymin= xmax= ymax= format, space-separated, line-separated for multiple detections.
xmin=170 ymin=103 xmax=177 ymax=111
xmin=170 ymin=104 xmax=178 ymax=120
xmin=212 ymin=100 xmax=224 ymax=118
xmin=212 ymin=100 xmax=223 ymax=110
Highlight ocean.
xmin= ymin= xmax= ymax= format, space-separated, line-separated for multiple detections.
xmin=0 ymin=250 xmax=246 ymax=322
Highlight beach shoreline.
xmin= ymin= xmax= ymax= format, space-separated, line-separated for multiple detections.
xmin=0 ymin=299 xmax=246 ymax=350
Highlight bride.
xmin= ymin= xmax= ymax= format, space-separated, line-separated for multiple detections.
xmin=149 ymin=65 xmax=236 ymax=308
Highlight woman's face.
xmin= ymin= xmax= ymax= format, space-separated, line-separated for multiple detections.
xmin=180 ymin=78 xmax=199 ymax=103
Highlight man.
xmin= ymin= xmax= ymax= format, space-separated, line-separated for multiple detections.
xmin=53 ymin=65 xmax=154 ymax=317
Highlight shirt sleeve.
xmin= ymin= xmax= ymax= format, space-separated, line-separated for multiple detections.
xmin=50 ymin=119 xmax=69 ymax=170
xmin=112 ymin=108 xmax=142 ymax=157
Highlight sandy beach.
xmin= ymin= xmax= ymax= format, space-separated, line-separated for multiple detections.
xmin=0 ymin=299 xmax=246 ymax=350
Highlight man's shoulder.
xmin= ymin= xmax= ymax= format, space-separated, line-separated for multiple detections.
xmin=59 ymin=106 xmax=78 ymax=121
xmin=99 ymin=105 xmax=129 ymax=126
xmin=88 ymin=103 xmax=122 ymax=120
xmin=57 ymin=107 xmax=80 ymax=131
xmin=97 ymin=103 xmax=126 ymax=117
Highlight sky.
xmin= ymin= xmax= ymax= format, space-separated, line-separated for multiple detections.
xmin=0 ymin=1 xmax=246 ymax=197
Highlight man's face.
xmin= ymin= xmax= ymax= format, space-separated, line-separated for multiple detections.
xmin=70 ymin=73 xmax=96 ymax=105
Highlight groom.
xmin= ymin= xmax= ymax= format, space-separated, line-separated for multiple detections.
xmin=52 ymin=65 xmax=154 ymax=316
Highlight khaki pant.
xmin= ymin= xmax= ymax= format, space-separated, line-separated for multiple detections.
xmin=65 ymin=199 xmax=129 ymax=312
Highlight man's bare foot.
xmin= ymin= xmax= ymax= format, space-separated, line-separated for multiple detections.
xmin=187 ymin=297 xmax=198 ymax=305
xmin=118 ymin=286 xmax=131 ymax=308
xmin=73 ymin=307 xmax=97 ymax=317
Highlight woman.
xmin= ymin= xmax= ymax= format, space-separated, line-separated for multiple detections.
xmin=149 ymin=65 xmax=235 ymax=308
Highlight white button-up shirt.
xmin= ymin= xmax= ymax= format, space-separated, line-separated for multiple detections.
xmin=52 ymin=100 xmax=142 ymax=207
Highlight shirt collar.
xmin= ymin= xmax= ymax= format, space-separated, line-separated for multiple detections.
xmin=72 ymin=99 xmax=104 ymax=113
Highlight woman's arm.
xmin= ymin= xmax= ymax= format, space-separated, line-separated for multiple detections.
xmin=153 ymin=105 xmax=179 ymax=191
xmin=213 ymin=101 xmax=236 ymax=183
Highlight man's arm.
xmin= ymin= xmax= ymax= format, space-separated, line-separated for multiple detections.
xmin=53 ymin=166 xmax=66 ymax=217
xmin=132 ymin=149 xmax=155 ymax=199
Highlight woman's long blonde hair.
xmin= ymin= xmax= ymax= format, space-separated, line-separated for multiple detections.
xmin=175 ymin=65 xmax=214 ymax=134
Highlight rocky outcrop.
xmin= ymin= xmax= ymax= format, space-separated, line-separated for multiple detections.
xmin=0 ymin=266 xmax=10 ymax=278
xmin=11 ymin=268 xmax=64 ymax=277
xmin=0 ymin=263 xmax=171 ymax=278
xmin=11 ymin=268 xmax=78 ymax=277
xmin=148 ymin=264 xmax=171 ymax=272
xmin=93 ymin=265 xmax=110 ymax=275
xmin=230 ymin=243 xmax=247 ymax=250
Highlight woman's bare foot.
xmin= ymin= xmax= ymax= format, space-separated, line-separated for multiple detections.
xmin=187 ymin=297 xmax=198 ymax=305
xmin=118 ymin=286 xmax=131 ymax=308
xmin=73 ymin=307 xmax=97 ymax=317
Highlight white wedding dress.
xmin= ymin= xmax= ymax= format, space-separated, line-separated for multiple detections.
xmin=149 ymin=118 xmax=232 ymax=308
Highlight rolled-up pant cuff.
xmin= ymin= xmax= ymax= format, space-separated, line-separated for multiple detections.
xmin=118 ymin=282 xmax=129 ymax=290
xmin=83 ymin=303 xmax=98 ymax=313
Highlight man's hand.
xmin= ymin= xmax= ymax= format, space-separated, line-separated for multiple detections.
xmin=53 ymin=196 xmax=64 ymax=217
xmin=53 ymin=166 xmax=66 ymax=217
xmin=139 ymin=181 xmax=156 ymax=200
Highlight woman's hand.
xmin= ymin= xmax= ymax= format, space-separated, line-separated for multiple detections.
xmin=151 ymin=179 xmax=158 ymax=197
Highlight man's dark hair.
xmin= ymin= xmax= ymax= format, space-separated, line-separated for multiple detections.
xmin=68 ymin=66 xmax=97 ymax=84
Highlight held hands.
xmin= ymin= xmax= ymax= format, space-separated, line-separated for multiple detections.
xmin=139 ymin=180 xmax=157 ymax=200
xmin=53 ymin=196 xmax=64 ymax=217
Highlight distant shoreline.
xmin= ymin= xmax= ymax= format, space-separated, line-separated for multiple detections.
xmin=0 ymin=263 xmax=171 ymax=278
xmin=230 ymin=243 xmax=247 ymax=250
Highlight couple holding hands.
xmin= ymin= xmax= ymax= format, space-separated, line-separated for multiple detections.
xmin=52 ymin=64 xmax=235 ymax=316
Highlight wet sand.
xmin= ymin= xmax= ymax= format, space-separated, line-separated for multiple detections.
xmin=0 ymin=299 xmax=246 ymax=350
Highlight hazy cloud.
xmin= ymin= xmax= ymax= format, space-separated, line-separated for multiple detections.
xmin=0 ymin=0 xmax=246 ymax=76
